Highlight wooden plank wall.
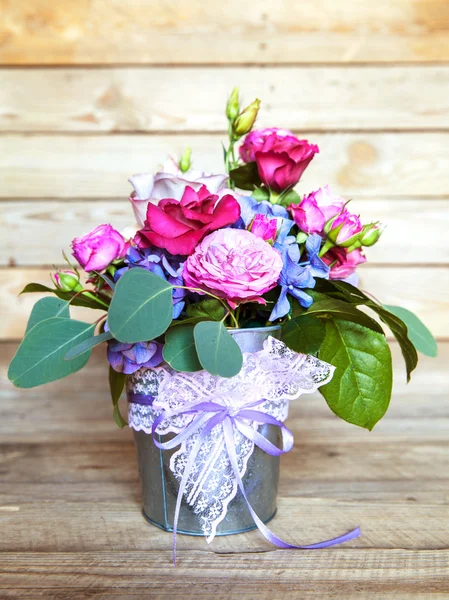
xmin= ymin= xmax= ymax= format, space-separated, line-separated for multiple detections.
xmin=1 ymin=1 xmax=448 ymax=340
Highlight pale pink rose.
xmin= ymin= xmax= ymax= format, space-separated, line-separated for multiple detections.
xmin=72 ymin=224 xmax=128 ymax=272
xmin=322 ymin=247 xmax=366 ymax=280
xmin=129 ymin=167 xmax=228 ymax=227
xmin=250 ymin=214 xmax=278 ymax=242
xmin=289 ymin=186 xmax=345 ymax=234
xmin=330 ymin=210 xmax=363 ymax=245
xmin=183 ymin=229 xmax=283 ymax=309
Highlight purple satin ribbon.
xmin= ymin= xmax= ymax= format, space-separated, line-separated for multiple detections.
xmin=128 ymin=393 xmax=156 ymax=406
xmin=150 ymin=398 xmax=360 ymax=565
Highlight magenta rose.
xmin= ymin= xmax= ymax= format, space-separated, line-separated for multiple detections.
xmin=72 ymin=224 xmax=129 ymax=272
xmin=183 ymin=229 xmax=283 ymax=309
xmin=329 ymin=210 xmax=363 ymax=246
xmin=136 ymin=185 xmax=241 ymax=256
xmin=250 ymin=214 xmax=278 ymax=243
xmin=289 ymin=186 xmax=345 ymax=234
xmin=129 ymin=161 xmax=228 ymax=227
xmin=239 ymin=128 xmax=319 ymax=193
xmin=322 ymin=247 xmax=366 ymax=280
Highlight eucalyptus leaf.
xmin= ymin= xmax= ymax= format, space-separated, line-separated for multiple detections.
xmin=163 ymin=325 xmax=202 ymax=372
xmin=194 ymin=321 xmax=243 ymax=377
xmin=65 ymin=330 xmax=112 ymax=360
xmin=384 ymin=305 xmax=437 ymax=358
xmin=108 ymin=269 xmax=173 ymax=343
xmin=282 ymin=315 xmax=326 ymax=355
xmin=26 ymin=297 xmax=70 ymax=333
xmin=20 ymin=283 xmax=107 ymax=310
xmin=229 ymin=162 xmax=261 ymax=191
xmin=8 ymin=318 xmax=95 ymax=388
xmin=187 ymin=298 xmax=227 ymax=322
xmin=109 ymin=367 xmax=127 ymax=428
xmin=305 ymin=296 xmax=384 ymax=334
xmin=318 ymin=320 xmax=393 ymax=430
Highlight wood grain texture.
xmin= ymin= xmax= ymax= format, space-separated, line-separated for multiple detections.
xmin=1 ymin=0 xmax=449 ymax=64
xmin=2 ymin=66 xmax=449 ymax=132
xmin=0 ymin=266 xmax=447 ymax=341
xmin=2 ymin=133 xmax=449 ymax=199
xmin=2 ymin=198 xmax=448 ymax=267
xmin=0 ymin=343 xmax=448 ymax=596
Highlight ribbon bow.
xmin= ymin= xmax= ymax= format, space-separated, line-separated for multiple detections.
xmin=149 ymin=398 xmax=360 ymax=565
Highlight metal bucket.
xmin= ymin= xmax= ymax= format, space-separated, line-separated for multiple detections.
xmin=130 ymin=325 xmax=282 ymax=536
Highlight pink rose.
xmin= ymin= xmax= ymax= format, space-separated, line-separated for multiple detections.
xmin=289 ymin=186 xmax=345 ymax=234
xmin=329 ymin=210 xmax=363 ymax=245
xmin=136 ymin=185 xmax=241 ymax=256
xmin=250 ymin=214 xmax=278 ymax=243
xmin=129 ymin=164 xmax=228 ymax=227
xmin=183 ymin=229 xmax=283 ymax=309
xmin=72 ymin=224 xmax=128 ymax=272
xmin=322 ymin=247 xmax=366 ymax=280
xmin=239 ymin=128 xmax=319 ymax=193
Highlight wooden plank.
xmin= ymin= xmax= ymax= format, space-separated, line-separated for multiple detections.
xmin=1 ymin=0 xmax=449 ymax=64
xmin=2 ymin=67 xmax=449 ymax=132
xmin=1 ymin=198 xmax=448 ymax=267
xmin=2 ymin=133 xmax=449 ymax=199
xmin=0 ymin=266 xmax=447 ymax=341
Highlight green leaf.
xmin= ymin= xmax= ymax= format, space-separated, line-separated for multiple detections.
xmin=94 ymin=271 xmax=116 ymax=290
xmin=252 ymin=187 xmax=270 ymax=202
xmin=109 ymin=367 xmax=127 ymax=428
xmin=8 ymin=318 xmax=95 ymax=388
xmin=319 ymin=320 xmax=393 ymax=430
xmin=315 ymin=281 xmax=418 ymax=380
xmin=163 ymin=325 xmax=202 ymax=372
xmin=282 ymin=315 xmax=326 ymax=355
xmin=20 ymin=283 xmax=107 ymax=310
xmin=305 ymin=296 xmax=384 ymax=334
xmin=65 ymin=330 xmax=112 ymax=360
xmin=26 ymin=297 xmax=70 ymax=333
xmin=384 ymin=305 xmax=437 ymax=358
xmin=108 ymin=269 xmax=173 ymax=343
xmin=194 ymin=321 xmax=243 ymax=377
xmin=229 ymin=162 xmax=261 ymax=190
xmin=279 ymin=189 xmax=301 ymax=206
xmin=186 ymin=298 xmax=227 ymax=322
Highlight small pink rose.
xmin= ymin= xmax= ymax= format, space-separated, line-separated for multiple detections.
xmin=330 ymin=210 xmax=363 ymax=245
xmin=289 ymin=186 xmax=345 ymax=234
xmin=183 ymin=229 xmax=283 ymax=309
xmin=72 ymin=224 xmax=128 ymax=272
xmin=322 ymin=247 xmax=366 ymax=280
xmin=250 ymin=214 xmax=278 ymax=242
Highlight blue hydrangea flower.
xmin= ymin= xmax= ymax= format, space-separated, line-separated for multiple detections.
xmin=236 ymin=196 xmax=294 ymax=248
xmin=115 ymin=246 xmax=186 ymax=319
xmin=107 ymin=339 xmax=163 ymax=374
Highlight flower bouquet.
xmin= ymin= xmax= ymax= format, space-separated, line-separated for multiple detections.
xmin=8 ymin=89 xmax=437 ymax=560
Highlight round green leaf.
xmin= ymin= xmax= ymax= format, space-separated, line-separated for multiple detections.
xmin=318 ymin=320 xmax=393 ymax=431
xmin=163 ymin=325 xmax=202 ymax=372
xmin=108 ymin=269 xmax=173 ymax=343
xmin=26 ymin=297 xmax=70 ymax=333
xmin=8 ymin=318 xmax=95 ymax=389
xmin=384 ymin=305 xmax=438 ymax=358
xmin=193 ymin=321 xmax=243 ymax=378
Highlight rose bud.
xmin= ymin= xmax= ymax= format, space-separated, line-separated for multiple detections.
xmin=233 ymin=99 xmax=261 ymax=137
xmin=72 ymin=224 xmax=129 ymax=272
xmin=250 ymin=214 xmax=278 ymax=243
xmin=327 ymin=210 xmax=363 ymax=247
xmin=179 ymin=147 xmax=192 ymax=173
xmin=226 ymin=87 xmax=240 ymax=121
xmin=360 ymin=223 xmax=384 ymax=247
xmin=53 ymin=270 xmax=83 ymax=292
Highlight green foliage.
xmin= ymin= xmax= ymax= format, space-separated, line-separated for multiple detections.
xmin=8 ymin=318 xmax=95 ymax=388
xmin=229 ymin=162 xmax=261 ymax=190
xmin=193 ymin=321 xmax=243 ymax=377
xmin=65 ymin=330 xmax=112 ymax=360
xmin=251 ymin=187 xmax=270 ymax=202
xmin=318 ymin=320 xmax=393 ymax=430
xmin=108 ymin=269 xmax=173 ymax=343
xmin=186 ymin=298 xmax=227 ymax=321
xmin=282 ymin=315 xmax=326 ymax=355
xmin=25 ymin=297 xmax=70 ymax=333
xmin=279 ymin=189 xmax=302 ymax=206
xmin=108 ymin=367 xmax=127 ymax=428
xmin=163 ymin=325 xmax=202 ymax=372
xmin=20 ymin=283 xmax=107 ymax=310
xmin=305 ymin=295 xmax=384 ymax=334
xmin=384 ymin=305 xmax=438 ymax=358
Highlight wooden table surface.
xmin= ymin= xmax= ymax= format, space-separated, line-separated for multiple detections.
xmin=1 ymin=341 xmax=448 ymax=598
